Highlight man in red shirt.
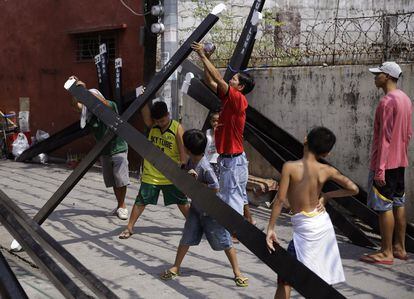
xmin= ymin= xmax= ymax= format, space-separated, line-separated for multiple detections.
xmin=360 ymin=62 xmax=412 ymax=264
xmin=191 ymin=42 xmax=255 ymax=220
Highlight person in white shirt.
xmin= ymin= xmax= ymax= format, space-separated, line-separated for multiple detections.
xmin=204 ymin=111 xmax=220 ymax=176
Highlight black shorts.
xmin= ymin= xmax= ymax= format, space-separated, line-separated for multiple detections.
xmin=374 ymin=167 xmax=405 ymax=199
xmin=368 ymin=167 xmax=406 ymax=211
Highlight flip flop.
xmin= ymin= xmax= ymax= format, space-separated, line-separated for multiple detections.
xmin=119 ymin=229 xmax=133 ymax=239
xmin=160 ymin=269 xmax=179 ymax=280
xmin=359 ymin=255 xmax=393 ymax=265
xmin=234 ymin=276 xmax=249 ymax=287
xmin=393 ymin=252 xmax=409 ymax=261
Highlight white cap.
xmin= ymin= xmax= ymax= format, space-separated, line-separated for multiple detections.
xmin=369 ymin=61 xmax=402 ymax=79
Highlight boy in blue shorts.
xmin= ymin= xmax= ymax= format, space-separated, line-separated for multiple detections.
xmin=160 ymin=129 xmax=248 ymax=287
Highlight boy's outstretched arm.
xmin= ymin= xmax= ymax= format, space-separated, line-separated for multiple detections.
xmin=175 ymin=124 xmax=187 ymax=165
xmin=196 ymin=43 xmax=218 ymax=94
xmin=320 ymin=168 xmax=359 ymax=204
xmin=191 ymin=42 xmax=229 ymax=96
xmin=71 ymin=96 xmax=83 ymax=112
xmin=141 ymin=104 xmax=153 ymax=128
xmin=266 ymin=163 xmax=290 ymax=252
xmin=69 ymin=76 xmax=84 ymax=111
xmin=69 ymin=75 xmax=111 ymax=110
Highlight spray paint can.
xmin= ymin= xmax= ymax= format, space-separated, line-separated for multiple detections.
xmin=203 ymin=42 xmax=216 ymax=54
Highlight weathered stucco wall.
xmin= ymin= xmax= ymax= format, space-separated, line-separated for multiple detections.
xmin=181 ymin=64 xmax=414 ymax=222
xmin=178 ymin=0 xmax=414 ymax=62
xmin=179 ymin=0 xmax=414 ymax=34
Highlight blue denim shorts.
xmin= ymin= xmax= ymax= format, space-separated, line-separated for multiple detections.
xmin=180 ymin=208 xmax=232 ymax=251
xmin=367 ymin=169 xmax=406 ymax=212
xmin=218 ymin=153 xmax=249 ymax=215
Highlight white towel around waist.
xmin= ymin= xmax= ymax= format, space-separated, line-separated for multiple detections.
xmin=291 ymin=209 xmax=345 ymax=285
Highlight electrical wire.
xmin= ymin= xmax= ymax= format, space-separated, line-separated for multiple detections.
xmin=227 ymin=64 xmax=251 ymax=73
xmin=119 ymin=0 xmax=150 ymax=16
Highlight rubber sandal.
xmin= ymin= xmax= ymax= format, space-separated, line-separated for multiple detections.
xmin=393 ymin=252 xmax=409 ymax=261
xmin=359 ymin=255 xmax=393 ymax=265
xmin=119 ymin=229 xmax=133 ymax=239
xmin=234 ymin=276 xmax=248 ymax=287
xmin=160 ymin=269 xmax=179 ymax=280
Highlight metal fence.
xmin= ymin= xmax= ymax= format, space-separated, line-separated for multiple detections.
xmin=201 ymin=11 xmax=414 ymax=68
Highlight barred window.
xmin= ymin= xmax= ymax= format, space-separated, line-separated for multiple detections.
xmin=75 ymin=33 xmax=117 ymax=62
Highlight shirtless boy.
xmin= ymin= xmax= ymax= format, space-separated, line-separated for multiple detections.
xmin=266 ymin=126 xmax=359 ymax=299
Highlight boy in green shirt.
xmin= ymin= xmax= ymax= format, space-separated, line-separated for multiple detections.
xmin=70 ymin=76 xmax=130 ymax=220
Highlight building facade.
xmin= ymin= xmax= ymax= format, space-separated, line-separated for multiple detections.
xmin=0 ymin=0 xmax=147 ymax=166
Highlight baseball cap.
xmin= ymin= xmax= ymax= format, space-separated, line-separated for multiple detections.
xmin=369 ymin=61 xmax=402 ymax=79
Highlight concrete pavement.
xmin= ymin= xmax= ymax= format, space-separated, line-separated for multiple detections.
xmin=0 ymin=159 xmax=413 ymax=298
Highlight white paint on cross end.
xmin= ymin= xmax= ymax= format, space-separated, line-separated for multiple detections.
xmin=251 ymin=11 xmax=263 ymax=26
xmin=10 ymin=239 xmax=22 ymax=252
xmin=99 ymin=43 xmax=107 ymax=54
xmin=94 ymin=54 xmax=101 ymax=65
xmin=64 ymin=78 xmax=77 ymax=90
xmin=181 ymin=72 xmax=194 ymax=94
xmin=115 ymin=58 xmax=122 ymax=68
xmin=135 ymin=86 xmax=144 ymax=98
xmin=211 ymin=3 xmax=226 ymax=16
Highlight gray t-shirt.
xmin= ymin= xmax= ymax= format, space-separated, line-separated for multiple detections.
xmin=186 ymin=156 xmax=219 ymax=214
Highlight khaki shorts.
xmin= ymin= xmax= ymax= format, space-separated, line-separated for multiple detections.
xmin=100 ymin=151 xmax=130 ymax=188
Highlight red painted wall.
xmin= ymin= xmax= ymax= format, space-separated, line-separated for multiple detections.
xmin=0 ymin=0 xmax=147 ymax=168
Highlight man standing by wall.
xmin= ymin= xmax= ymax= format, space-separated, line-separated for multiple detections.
xmin=361 ymin=62 xmax=412 ymax=264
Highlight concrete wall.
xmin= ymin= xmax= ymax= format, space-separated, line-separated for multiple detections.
xmin=178 ymin=1 xmax=414 ymax=66
xmin=178 ymin=0 xmax=414 ymax=30
xmin=181 ymin=64 xmax=414 ymax=222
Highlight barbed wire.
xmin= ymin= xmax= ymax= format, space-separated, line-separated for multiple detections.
xmin=194 ymin=11 xmax=414 ymax=68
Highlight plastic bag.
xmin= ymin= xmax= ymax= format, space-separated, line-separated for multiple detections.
xmin=35 ymin=130 xmax=50 ymax=142
xmin=12 ymin=133 xmax=29 ymax=158
xmin=32 ymin=153 xmax=49 ymax=164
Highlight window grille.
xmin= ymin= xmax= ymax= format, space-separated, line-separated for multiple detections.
xmin=75 ymin=34 xmax=117 ymax=62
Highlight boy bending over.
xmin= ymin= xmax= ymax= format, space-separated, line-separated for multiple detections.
xmin=119 ymin=101 xmax=189 ymax=239
xmin=70 ymin=76 xmax=130 ymax=220
xmin=266 ymin=127 xmax=359 ymax=299
xmin=161 ymin=129 xmax=248 ymax=287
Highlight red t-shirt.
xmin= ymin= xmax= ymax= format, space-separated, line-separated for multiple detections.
xmin=215 ymin=86 xmax=248 ymax=154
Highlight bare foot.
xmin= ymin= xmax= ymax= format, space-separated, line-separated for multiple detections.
xmin=369 ymin=251 xmax=393 ymax=259
xmin=360 ymin=251 xmax=393 ymax=264
xmin=366 ymin=250 xmax=382 ymax=257
xmin=232 ymin=236 xmax=240 ymax=244
xmin=393 ymin=249 xmax=408 ymax=260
